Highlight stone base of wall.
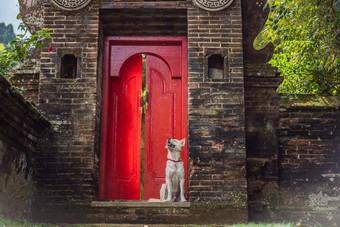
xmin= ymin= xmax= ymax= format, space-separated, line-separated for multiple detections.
xmin=280 ymin=210 xmax=339 ymax=226
xmin=31 ymin=202 xmax=248 ymax=224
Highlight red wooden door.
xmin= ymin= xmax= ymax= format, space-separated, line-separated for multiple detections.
xmin=99 ymin=37 xmax=187 ymax=201
xmin=143 ymin=55 xmax=187 ymax=200
xmin=99 ymin=55 xmax=142 ymax=200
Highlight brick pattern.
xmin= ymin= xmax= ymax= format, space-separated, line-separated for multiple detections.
xmin=100 ymin=0 xmax=187 ymax=9
xmin=187 ymin=0 xmax=247 ymax=204
xmin=244 ymin=63 xmax=277 ymax=77
xmin=36 ymin=0 xmax=100 ymax=202
xmin=32 ymin=203 xmax=247 ymax=224
xmin=279 ymin=98 xmax=340 ymax=182
xmin=10 ymin=73 xmax=39 ymax=104
xmin=0 ymin=75 xmax=49 ymax=218
xmin=13 ymin=0 xmax=340 ymax=225
xmin=35 ymin=0 xmax=187 ymax=205
xmin=241 ymin=0 xmax=281 ymax=219
xmin=100 ymin=9 xmax=187 ymax=36
xmin=278 ymin=95 xmax=340 ymax=225
xmin=10 ymin=57 xmax=41 ymax=104
xmin=36 ymin=0 xmax=248 ymax=206
xmin=244 ymin=76 xmax=282 ymax=220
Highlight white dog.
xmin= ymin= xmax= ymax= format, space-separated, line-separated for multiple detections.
xmin=160 ymin=137 xmax=186 ymax=202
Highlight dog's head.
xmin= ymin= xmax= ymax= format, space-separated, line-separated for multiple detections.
xmin=165 ymin=137 xmax=185 ymax=151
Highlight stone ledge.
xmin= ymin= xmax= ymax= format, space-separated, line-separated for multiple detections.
xmin=91 ymin=201 xmax=190 ymax=208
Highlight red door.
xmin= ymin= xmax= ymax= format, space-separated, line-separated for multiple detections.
xmin=100 ymin=54 xmax=142 ymax=200
xmin=99 ymin=37 xmax=187 ymax=200
xmin=143 ymin=55 xmax=187 ymax=200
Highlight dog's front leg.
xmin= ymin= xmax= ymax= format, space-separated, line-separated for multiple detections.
xmin=164 ymin=176 xmax=172 ymax=202
xmin=178 ymin=162 xmax=186 ymax=202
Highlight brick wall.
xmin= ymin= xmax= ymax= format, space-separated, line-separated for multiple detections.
xmin=35 ymin=0 xmax=100 ymax=203
xmin=36 ymin=0 xmax=248 ymax=206
xmin=244 ymin=75 xmax=282 ymax=221
xmin=31 ymin=0 xmax=249 ymax=222
xmin=187 ymin=0 xmax=247 ymax=206
xmin=0 ymin=75 xmax=49 ymax=219
xmin=10 ymin=73 xmax=39 ymax=104
xmin=10 ymin=57 xmax=41 ymax=104
xmin=278 ymin=95 xmax=340 ymax=225
xmin=15 ymin=0 xmax=340 ymax=225
xmin=241 ymin=0 xmax=282 ymax=220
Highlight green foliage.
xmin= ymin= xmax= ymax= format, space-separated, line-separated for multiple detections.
xmin=0 ymin=22 xmax=52 ymax=77
xmin=0 ymin=215 xmax=54 ymax=227
xmin=0 ymin=23 xmax=16 ymax=45
xmin=261 ymin=0 xmax=340 ymax=95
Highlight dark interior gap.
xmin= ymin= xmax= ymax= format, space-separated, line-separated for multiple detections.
xmin=140 ymin=54 xmax=147 ymax=200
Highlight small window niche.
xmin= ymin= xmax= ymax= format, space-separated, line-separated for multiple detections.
xmin=61 ymin=54 xmax=78 ymax=79
xmin=57 ymin=48 xmax=82 ymax=79
xmin=205 ymin=49 xmax=229 ymax=80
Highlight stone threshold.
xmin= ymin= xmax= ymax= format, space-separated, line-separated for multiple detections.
xmin=91 ymin=200 xmax=190 ymax=208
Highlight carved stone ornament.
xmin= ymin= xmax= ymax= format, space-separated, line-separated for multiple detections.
xmin=50 ymin=0 xmax=93 ymax=11
xmin=193 ymin=0 xmax=234 ymax=11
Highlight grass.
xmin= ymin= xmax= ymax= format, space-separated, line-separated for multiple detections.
xmin=0 ymin=216 xmax=296 ymax=227
xmin=230 ymin=223 xmax=294 ymax=227
xmin=0 ymin=216 xmax=53 ymax=227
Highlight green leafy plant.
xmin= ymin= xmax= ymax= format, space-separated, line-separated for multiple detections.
xmin=259 ymin=0 xmax=340 ymax=95
xmin=0 ymin=21 xmax=52 ymax=77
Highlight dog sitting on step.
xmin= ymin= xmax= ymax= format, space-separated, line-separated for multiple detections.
xmin=160 ymin=137 xmax=186 ymax=202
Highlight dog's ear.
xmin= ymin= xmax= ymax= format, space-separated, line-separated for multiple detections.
xmin=180 ymin=138 xmax=186 ymax=147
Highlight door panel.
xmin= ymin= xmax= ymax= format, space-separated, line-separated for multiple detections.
xmin=143 ymin=55 xmax=186 ymax=200
xmin=103 ymin=54 xmax=142 ymax=200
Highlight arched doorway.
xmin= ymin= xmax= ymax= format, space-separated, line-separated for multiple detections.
xmin=99 ymin=37 xmax=188 ymax=200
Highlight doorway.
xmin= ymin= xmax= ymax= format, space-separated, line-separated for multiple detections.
xmin=99 ymin=37 xmax=187 ymax=201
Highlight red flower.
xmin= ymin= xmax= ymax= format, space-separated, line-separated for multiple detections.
xmin=48 ymin=45 xmax=54 ymax=52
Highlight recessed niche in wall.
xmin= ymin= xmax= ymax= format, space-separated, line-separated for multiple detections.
xmin=61 ymin=54 xmax=77 ymax=79
xmin=57 ymin=48 xmax=82 ymax=79
xmin=205 ymin=49 xmax=229 ymax=80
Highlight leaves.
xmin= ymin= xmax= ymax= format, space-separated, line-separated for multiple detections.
xmin=0 ymin=23 xmax=52 ymax=77
xmin=261 ymin=0 xmax=340 ymax=95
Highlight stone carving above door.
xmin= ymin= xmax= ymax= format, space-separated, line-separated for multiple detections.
xmin=50 ymin=0 xmax=93 ymax=11
xmin=193 ymin=0 xmax=234 ymax=11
